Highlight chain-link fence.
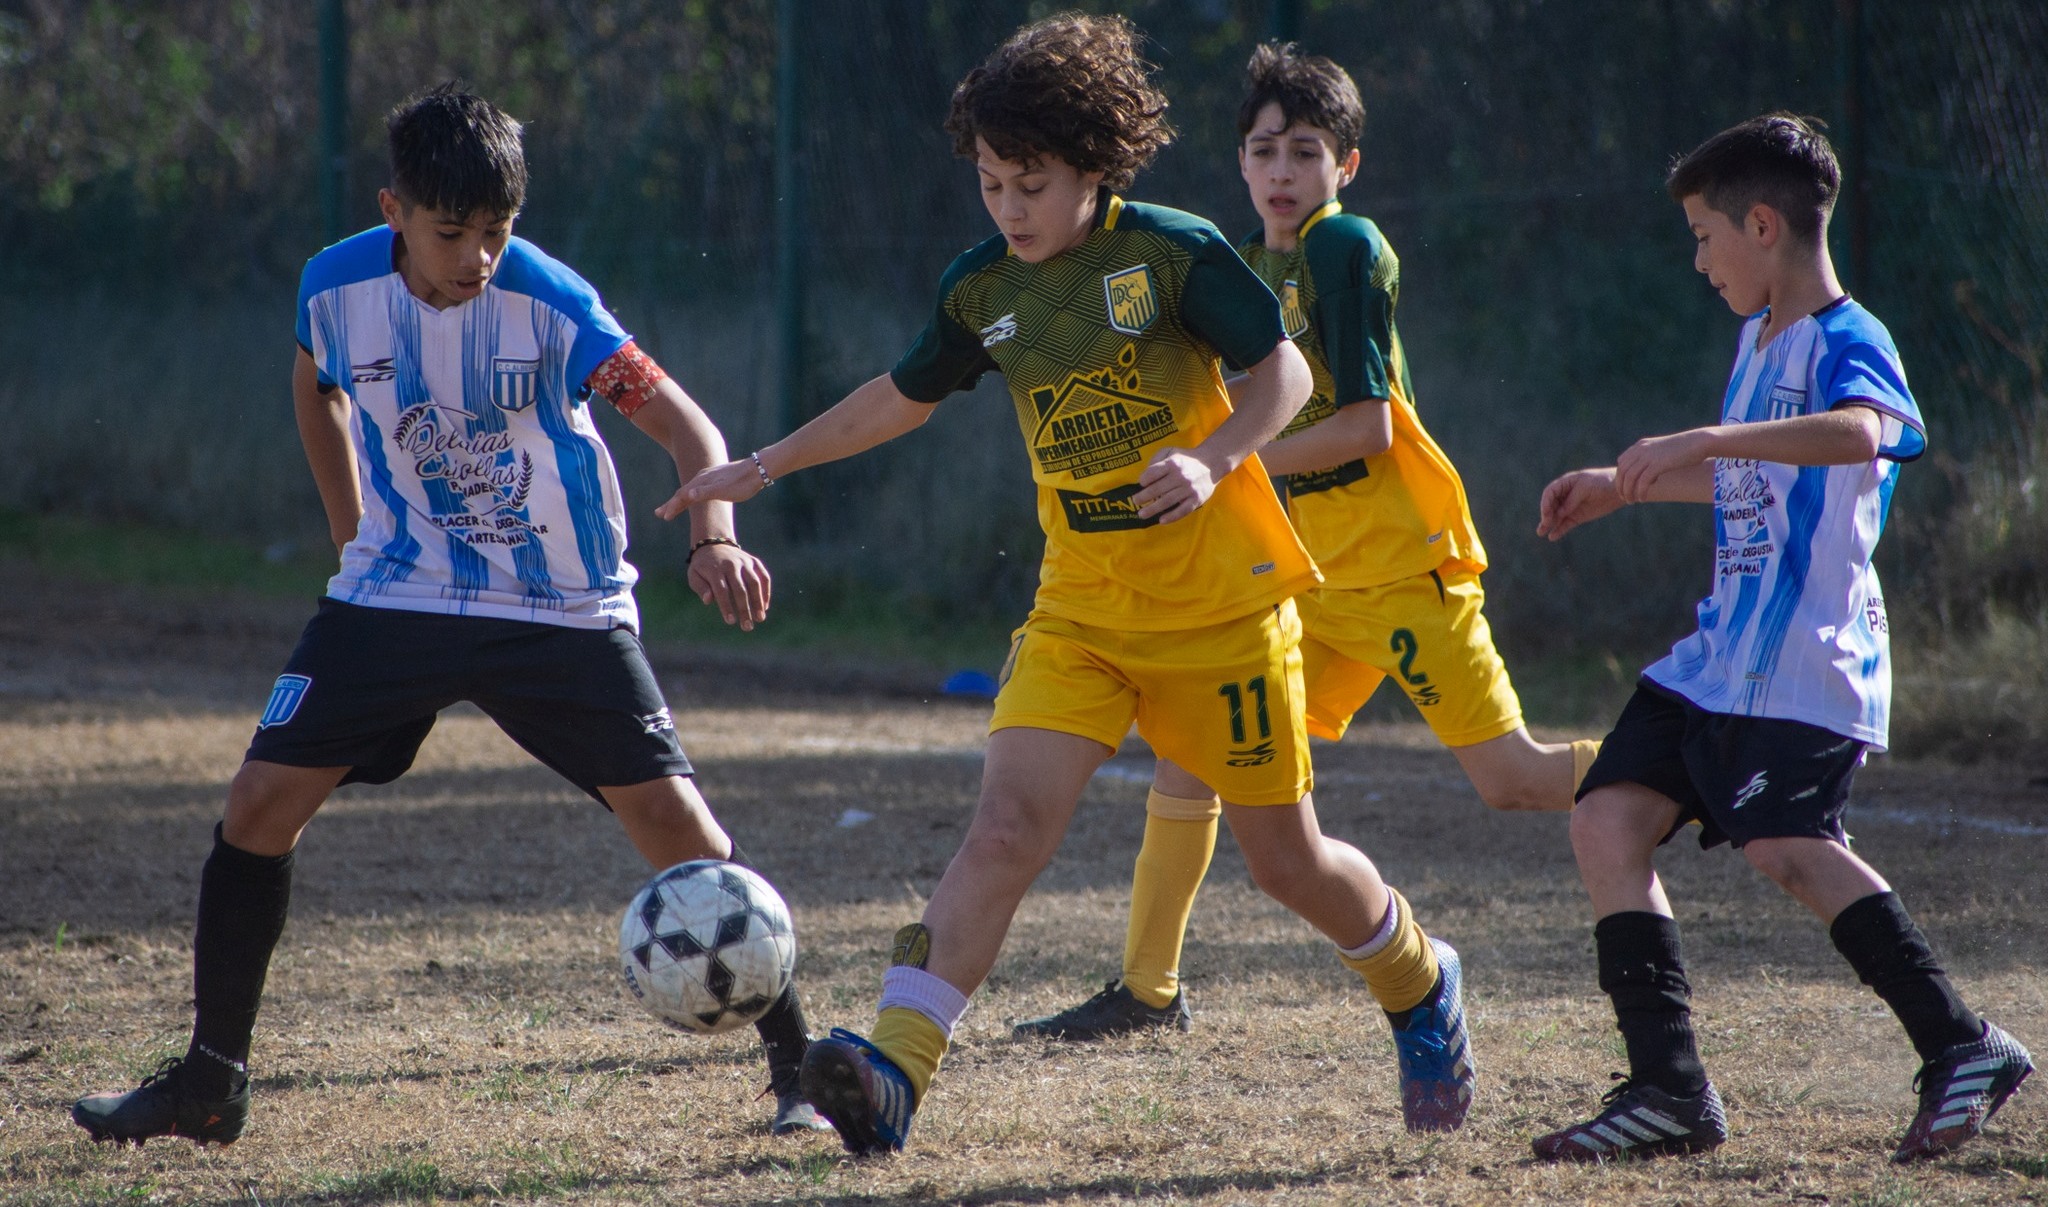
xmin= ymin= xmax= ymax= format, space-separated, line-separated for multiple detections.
xmin=1 ymin=0 xmax=2040 ymax=662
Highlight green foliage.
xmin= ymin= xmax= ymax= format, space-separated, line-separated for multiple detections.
xmin=0 ymin=1 xmax=2040 ymax=749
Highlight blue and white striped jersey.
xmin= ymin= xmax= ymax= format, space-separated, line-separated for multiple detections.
xmin=296 ymin=227 xmax=641 ymax=630
xmin=1644 ymin=298 xmax=1925 ymax=749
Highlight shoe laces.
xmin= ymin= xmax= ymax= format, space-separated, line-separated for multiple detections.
xmin=1597 ymin=1072 xmax=1640 ymax=1108
xmin=135 ymin=1056 xmax=186 ymax=1092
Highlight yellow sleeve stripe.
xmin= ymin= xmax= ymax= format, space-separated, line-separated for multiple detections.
xmin=1103 ymin=194 xmax=1125 ymax=231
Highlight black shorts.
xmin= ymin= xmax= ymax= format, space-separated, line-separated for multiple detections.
xmin=246 ymin=599 xmax=693 ymax=803
xmin=1576 ymin=679 xmax=1866 ymax=850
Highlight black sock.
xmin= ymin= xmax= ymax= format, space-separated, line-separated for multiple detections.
xmin=1596 ymin=911 xmax=1707 ymax=1096
xmin=185 ymin=823 xmax=294 ymax=1096
xmin=721 ymin=839 xmax=811 ymax=1089
xmin=1830 ymin=891 xmax=1983 ymax=1062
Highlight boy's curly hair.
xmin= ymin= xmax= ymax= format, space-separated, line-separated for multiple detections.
xmin=1667 ymin=112 xmax=1839 ymax=243
xmin=1237 ymin=43 xmax=1364 ymax=158
xmin=945 ymin=13 xmax=1174 ymax=190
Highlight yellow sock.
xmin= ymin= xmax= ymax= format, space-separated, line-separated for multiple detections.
xmin=1339 ymin=888 xmax=1441 ymax=1014
xmin=870 ymin=1007 xmax=947 ymax=1104
xmin=1122 ymin=788 xmax=1220 ymax=1009
xmin=1570 ymin=739 xmax=1602 ymax=793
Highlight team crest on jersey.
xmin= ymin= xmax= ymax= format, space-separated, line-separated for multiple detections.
xmin=492 ymin=356 xmax=541 ymax=412
xmin=1278 ymin=280 xmax=1308 ymax=339
xmin=258 ymin=674 xmax=312 ymax=729
xmin=1103 ymin=265 xmax=1158 ymax=335
xmin=1767 ymin=384 xmax=1808 ymax=420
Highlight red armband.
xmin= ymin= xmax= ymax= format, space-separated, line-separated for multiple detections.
xmin=587 ymin=341 xmax=669 ymax=418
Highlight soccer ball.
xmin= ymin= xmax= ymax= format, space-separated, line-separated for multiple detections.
xmin=618 ymin=860 xmax=796 ymax=1035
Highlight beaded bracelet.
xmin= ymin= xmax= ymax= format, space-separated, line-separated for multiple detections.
xmin=750 ymin=451 xmax=775 ymax=487
xmin=687 ymin=535 xmax=742 ymax=565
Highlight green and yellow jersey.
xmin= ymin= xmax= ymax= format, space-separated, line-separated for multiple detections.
xmin=893 ymin=192 xmax=1319 ymax=631
xmin=1240 ymin=200 xmax=1485 ymax=589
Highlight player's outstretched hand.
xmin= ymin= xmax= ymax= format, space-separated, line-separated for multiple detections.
xmin=687 ymin=542 xmax=771 ymax=630
xmin=1614 ymin=430 xmax=1709 ymax=504
xmin=1536 ymin=467 xmax=1623 ymax=541
xmin=656 ymin=459 xmax=763 ymax=521
xmin=1135 ymin=447 xmax=1221 ymax=524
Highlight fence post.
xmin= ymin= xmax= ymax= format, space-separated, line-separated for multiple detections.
xmin=774 ymin=0 xmax=806 ymax=441
xmin=319 ymin=0 xmax=349 ymax=245
xmin=1836 ymin=0 xmax=1870 ymax=295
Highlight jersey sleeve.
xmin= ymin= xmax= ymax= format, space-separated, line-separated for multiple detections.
xmin=1822 ymin=339 xmax=1926 ymax=462
xmin=489 ymin=238 xmax=631 ymax=394
xmin=1306 ymin=218 xmax=1395 ymax=407
xmin=1178 ymin=228 xmax=1285 ymax=373
xmin=890 ymin=250 xmax=1001 ymax=403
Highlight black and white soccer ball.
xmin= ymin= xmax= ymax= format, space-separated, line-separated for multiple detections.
xmin=618 ymin=860 xmax=796 ymax=1035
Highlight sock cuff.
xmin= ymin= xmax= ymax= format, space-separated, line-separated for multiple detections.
xmin=1829 ymin=890 xmax=1908 ymax=948
xmin=1339 ymin=886 xmax=1405 ymax=961
xmin=1145 ymin=786 xmax=1222 ymax=822
xmin=209 ymin=822 xmax=294 ymax=877
xmin=880 ymin=965 xmax=970 ymax=1037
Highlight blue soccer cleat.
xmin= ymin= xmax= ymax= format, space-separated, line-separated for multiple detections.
xmin=1390 ymin=938 xmax=1475 ymax=1132
xmin=799 ymin=1028 xmax=917 ymax=1156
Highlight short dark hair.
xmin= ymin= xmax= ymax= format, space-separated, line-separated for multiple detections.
xmin=1236 ymin=43 xmax=1364 ymax=158
xmin=945 ymin=13 xmax=1174 ymax=191
xmin=1666 ymin=112 xmax=1839 ymax=242
xmin=386 ymin=82 xmax=527 ymax=220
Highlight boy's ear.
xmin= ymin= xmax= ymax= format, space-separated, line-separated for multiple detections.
xmin=378 ymin=188 xmax=406 ymax=231
xmin=1339 ymin=147 xmax=1361 ymax=186
xmin=1747 ymin=202 xmax=1781 ymax=247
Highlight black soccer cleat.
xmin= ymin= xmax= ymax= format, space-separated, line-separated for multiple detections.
xmin=766 ymin=1058 xmax=833 ymax=1136
xmin=1532 ymin=1075 xmax=1728 ymax=1162
xmin=1892 ymin=1022 xmax=2033 ymax=1162
xmin=71 ymin=1057 xmax=249 ymax=1147
xmin=1011 ymin=980 xmax=1192 ymax=1041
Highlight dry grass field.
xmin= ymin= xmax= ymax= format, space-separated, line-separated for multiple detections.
xmin=2 ymin=571 xmax=2043 ymax=1206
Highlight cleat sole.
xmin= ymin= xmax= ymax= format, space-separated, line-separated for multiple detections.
xmin=801 ymin=1043 xmax=895 ymax=1157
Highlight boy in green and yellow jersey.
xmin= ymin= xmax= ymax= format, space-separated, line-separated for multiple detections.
xmin=1017 ymin=46 xmax=1597 ymax=1097
xmin=672 ymin=15 xmax=1474 ymax=1153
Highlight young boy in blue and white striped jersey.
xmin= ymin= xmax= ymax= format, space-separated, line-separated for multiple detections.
xmin=1531 ymin=112 xmax=2030 ymax=1164
xmin=68 ymin=83 xmax=829 ymax=1146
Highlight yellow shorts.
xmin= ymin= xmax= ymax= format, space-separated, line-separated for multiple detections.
xmin=1295 ymin=569 xmax=1524 ymax=746
xmin=991 ymin=602 xmax=1313 ymax=806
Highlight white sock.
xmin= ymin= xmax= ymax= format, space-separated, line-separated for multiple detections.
xmin=1338 ymin=887 xmax=1402 ymax=961
xmin=880 ymin=965 xmax=970 ymax=1038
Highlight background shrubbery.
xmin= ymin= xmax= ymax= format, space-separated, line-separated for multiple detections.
xmin=1 ymin=1 xmax=2041 ymax=753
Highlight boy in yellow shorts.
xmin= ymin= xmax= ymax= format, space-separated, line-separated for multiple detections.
xmin=1017 ymin=47 xmax=1597 ymax=1089
xmin=671 ymin=15 xmax=1475 ymax=1152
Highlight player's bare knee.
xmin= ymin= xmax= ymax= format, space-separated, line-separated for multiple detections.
xmin=1241 ymin=844 xmax=1317 ymax=906
xmin=1740 ymin=838 xmax=1812 ymax=894
xmin=1568 ymin=795 xmax=1654 ymax=871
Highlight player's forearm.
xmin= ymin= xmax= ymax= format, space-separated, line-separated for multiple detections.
xmin=633 ymin=382 xmax=742 ymax=543
xmin=1635 ymin=460 xmax=1717 ymax=503
xmin=1194 ymin=341 xmax=1312 ymax=478
xmin=753 ymin=374 xmax=933 ymax=480
xmin=1692 ymin=406 xmax=1884 ymax=466
xmin=1257 ymin=400 xmax=1392 ymax=476
xmin=292 ymin=356 xmax=362 ymax=548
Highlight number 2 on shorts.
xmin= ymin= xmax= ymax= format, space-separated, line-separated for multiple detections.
xmin=1217 ymin=676 xmax=1272 ymax=744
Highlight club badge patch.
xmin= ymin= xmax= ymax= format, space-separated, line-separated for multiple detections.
xmin=258 ymin=674 xmax=312 ymax=729
xmin=492 ymin=356 xmax=541 ymax=412
xmin=1279 ymin=280 xmax=1308 ymax=339
xmin=1104 ymin=265 xmax=1157 ymax=335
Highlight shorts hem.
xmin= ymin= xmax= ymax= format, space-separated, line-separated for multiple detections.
xmin=1221 ymin=782 xmax=1313 ymax=807
xmin=988 ymin=713 xmax=1128 ymax=752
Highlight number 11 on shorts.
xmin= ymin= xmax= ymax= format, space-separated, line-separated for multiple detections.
xmin=1218 ymin=676 xmax=1272 ymax=744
